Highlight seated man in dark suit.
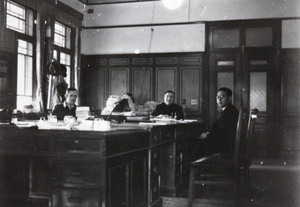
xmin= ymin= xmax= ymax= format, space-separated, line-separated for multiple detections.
xmin=198 ymin=87 xmax=239 ymax=155
xmin=52 ymin=87 xmax=78 ymax=121
xmin=152 ymin=90 xmax=184 ymax=120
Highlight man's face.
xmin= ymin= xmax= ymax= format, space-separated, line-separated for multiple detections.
xmin=216 ymin=90 xmax=231 ymax=108
xmin=164 ymin=92 xmax=175 ymax=105
xmin=65 ymin=90 xmax=78 ymax=105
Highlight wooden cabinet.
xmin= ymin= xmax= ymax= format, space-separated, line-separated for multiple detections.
xmin=81 ymin=53 xmax=203 ymax=117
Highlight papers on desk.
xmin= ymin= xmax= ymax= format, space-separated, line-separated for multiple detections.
xmin=37 ymin=121 xmax=72 ymax=130
xmin=150 ymin=118 xmax=177 ymax=123
xmin=14 ymin=120 xmax=38 ymax=128
xmin=139 ymin=122 xmax=168 ymax=126
xmin=177 ymin=119 xmax=198 ymax=123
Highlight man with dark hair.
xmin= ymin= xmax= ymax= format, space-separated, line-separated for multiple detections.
xmin=52 ymin=87 xmax=78 ymax=120
xmin=199 ymin=87 xmax=239 ymax=154
xmin=152 ymin=90 xmax=184 ymax=120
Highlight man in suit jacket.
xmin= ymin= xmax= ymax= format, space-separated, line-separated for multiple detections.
xmin=199 ymin=87 xmax=239 ymax=155
xmin=151 ymin=90 xmax=184 ymax=120
xmin=52 ymin=87 xmax=78 ymax=121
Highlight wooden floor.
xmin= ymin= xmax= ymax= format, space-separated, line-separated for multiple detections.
xmin=163 ymin=158 xmax=300 ymax=207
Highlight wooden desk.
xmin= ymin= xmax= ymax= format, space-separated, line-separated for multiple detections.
xmin=0 ymin=121 xmax=204 ymax=207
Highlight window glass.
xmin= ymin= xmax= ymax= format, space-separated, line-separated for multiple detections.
xmin=54 ymin=22 xmax=66 ymax=47
xmin=213 ymin=29 xmax=240 ymax=49
xmin=17 ymin=40 xmax=33 ymax=109
xmin=6 ymin=1 xmax=26 ymax=33
xmin=54 ymin=22 xmax=73 ymax=87
xmin=60 ymin=52 xmax=71 ymax=86
xmin=217 ymin=72 xmax=234 ymax=102
xmin=250 ymin=72 xmax=267 ymax=111
xmin=6 ymin=1 xmax=34 ymax=35
xmin=246 ymin=27 xmax=273 ymax=47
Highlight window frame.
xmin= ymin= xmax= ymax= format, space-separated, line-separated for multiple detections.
xmin=5 ymin=0 xmax=37 ymax=109
xmin=53 ymin=21 xmax=75 ymax=87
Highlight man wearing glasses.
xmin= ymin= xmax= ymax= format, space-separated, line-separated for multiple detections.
xmin=199 ymin=87 xmax=239 ymax=155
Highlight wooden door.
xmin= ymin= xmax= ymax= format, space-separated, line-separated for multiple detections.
xmin=207 ymin=20 xmax=280 ymax=157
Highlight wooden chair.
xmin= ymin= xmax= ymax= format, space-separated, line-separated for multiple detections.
xmin=188 ymin=107 xmax=258 ymax=207
xmin=238 ymin=108 xmax=258 ymax=182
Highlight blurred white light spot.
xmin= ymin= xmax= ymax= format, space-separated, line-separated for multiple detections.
xmin=162 ymin=0 xmax=184 ymax=10
xmin=134 ymin=49 xmax=140 ymax=54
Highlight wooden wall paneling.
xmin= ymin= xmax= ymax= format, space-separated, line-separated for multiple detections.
xmin=132 ymin=56 xmax=154 ymax=106
xmin=108 ymin=57 xmax=130 ymax=96
xmin=179 ymin=54 xmax=203 ymax=117
xmin=81 ymin=53 xmax=204 ymax=117
xmin=282 ymin=50 xmax=300 ymax=152
xmin=132 ymin=67 xmax=153 ymax=106
xmin=155 ymin=67 xmax=177 ymax=103
xmin=284 ymin=65 xmax=300 ymax=115
xmin=109 ymin=67 xmax=130 ymax=96
xmin=180 ymin=67 xmax=201 ymax=115
xmin=91 ymin=69 xmax=106 ymax=111
xmin=155 ymin=55 xmax=178 ymax=102
xmin=83 ymin=57 xmax=107 ymax=111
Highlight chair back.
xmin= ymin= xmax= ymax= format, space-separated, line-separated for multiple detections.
xmin=233 ymin=107 xmax=248 ymax=168
xmin=244 ymin=108 xmax=258 ymax=164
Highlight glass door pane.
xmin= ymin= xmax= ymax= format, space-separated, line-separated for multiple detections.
xmin=250 ymin=72 xmax=267 ymax=111
xmin=246 ymin=27 xmax=273 ymax=47
xmin=213 ymin=28 xmax=240 ymax=49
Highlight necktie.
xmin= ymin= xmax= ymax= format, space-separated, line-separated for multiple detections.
xmin=217 ymin=109 xmax=223 ymax=119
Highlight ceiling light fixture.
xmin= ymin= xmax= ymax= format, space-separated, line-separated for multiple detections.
xmin=162 ymin=0 xmax=184 ymax=10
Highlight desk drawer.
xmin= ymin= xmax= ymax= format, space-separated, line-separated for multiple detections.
xmin=52 ymin=187 xmax=102 ymax=207
xmin=52 ymin=161 xmax=103 ymax=187
xmin=51 ymin=139 xmax=101 ymax=154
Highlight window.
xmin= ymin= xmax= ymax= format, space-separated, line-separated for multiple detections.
xmin=6 ymin=0 xmax=34 ymax=36
xmin=17 ymin=40 xmax=33 ymax=109
xmin=53 ymin=21 xmax=73 ymax=87
xmin=54 ymin=21 xmax=71 ymax=49
xmin=5 ymin=1 xmax=36 ymax=109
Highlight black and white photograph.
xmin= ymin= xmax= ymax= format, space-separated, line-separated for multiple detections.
xmin=0 ymin=0 xmax=299 ymax=206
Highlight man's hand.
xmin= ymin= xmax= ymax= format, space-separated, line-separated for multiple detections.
xmin=199 ymin=132 xmax=210 ymax=139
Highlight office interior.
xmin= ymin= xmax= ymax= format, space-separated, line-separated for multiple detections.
xmin=0 ymin=0 xmax=299 ymax=207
